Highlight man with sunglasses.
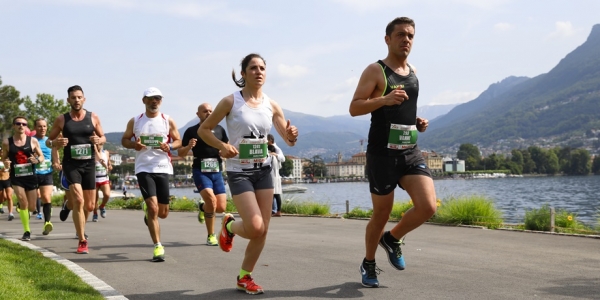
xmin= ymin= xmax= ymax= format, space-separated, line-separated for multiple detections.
xmin=2 ymin=117 xmax=45 ymax=241
xmin=121 ymin=87 xmax=182 ymax=262
xmin=47 ymin=85 xmax=106 ymax=254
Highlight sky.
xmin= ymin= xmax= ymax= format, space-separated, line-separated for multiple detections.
xmin=1 ymin=0 xmax=599 ymax=132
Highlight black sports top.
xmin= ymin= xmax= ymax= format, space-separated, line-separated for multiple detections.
xmin=367 ymin=60 xmax=420 ymax=156
xmin=182 ymin=123 xmax=229 ymax=170
xmin=62 ymin=111 xmax=95 ymax=162
xmin=8 ymin=136 xmax=35 ymax=178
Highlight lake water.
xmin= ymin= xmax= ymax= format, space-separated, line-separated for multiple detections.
xmin=130 ymin=176 xmax=600 ymax=225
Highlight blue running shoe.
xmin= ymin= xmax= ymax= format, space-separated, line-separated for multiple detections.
xmin=359 ymin=261 xmax=381 ymax=288
xmin=378 ymin=231 xmax=406 ymax=270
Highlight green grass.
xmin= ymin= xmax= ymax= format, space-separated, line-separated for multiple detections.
xmin=281 ymin=199 xmax=330 ymax=215
xmin=524 ymin=204 xmax=593 ymax=234
xmin=432 ymin=195 xmax=503 ymax=229
xmin=344 ymin=207 xmax=373 ymax=218
xmin=0 ymin=239 xmax=104 ymax=300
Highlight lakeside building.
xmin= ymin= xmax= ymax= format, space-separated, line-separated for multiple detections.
xmin=421 ymin=151 xmax=444 ymax=174
xmin=110 ymin=153 xmax=123 ymax=166
xmin=286 ymin=155 xmax=303 ymax=180
xmin=443 ymin=157 xmax=466 ymax=172
xmin=325 ymin=152 xmax=365 ymax=179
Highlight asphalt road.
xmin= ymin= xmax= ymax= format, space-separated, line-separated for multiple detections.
xmin=1 ymin=210 xmax=599 ymax=300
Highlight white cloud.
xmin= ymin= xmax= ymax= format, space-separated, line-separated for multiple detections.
xmin=331 ymin=0 xmax=413 ymax=11
xmin=494 ymin=22 xmax=514 ymax=32
xmin=547 ymin=21 xmax=580 ymax=39
xmin=429 ymin=90 xmax=479 ymax=105
xmin=277 ymin=64 xmax=309 ymax=78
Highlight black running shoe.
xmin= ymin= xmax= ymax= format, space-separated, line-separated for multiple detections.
xmin=360 ymin=261 xmax=381 ymax=288
xmin=379 ymin=231 xmax=406 ymax=270
xmin=59 ymin=200 xmax=71 ymax=222
xmin=21 ymin=231 xmax=31 ymax=241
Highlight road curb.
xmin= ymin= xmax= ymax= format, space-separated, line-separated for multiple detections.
xmin=0 ymin=234 xmax=128 ymax=300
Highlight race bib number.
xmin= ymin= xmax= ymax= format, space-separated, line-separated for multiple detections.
xmin=36 ymin=161 xmax=52 ymax=172
xmin=15 ymin=163 xmax=33 ymax=177
xmin=71 ymin=144 xmax=92 ymax=160
xmin=387 ymin=124 xmax=418 ymax=150
xmin=140 ymin=135 xmax=164 ymax=149
xmin=238 ymin=138 xmax=267 ymax=164
xmin=96 ymin=164 xmax=107 ymax=173
xmin=200 ymin=158 xmax=219 ymax=173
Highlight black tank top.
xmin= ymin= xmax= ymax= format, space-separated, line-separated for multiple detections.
xmin=8 ymin=136 xmax=34 ymax=178
xmin=63 ymin=111 xmax=95 ymax=162
xmin=367 ymin=60 xmax=420 ymax=156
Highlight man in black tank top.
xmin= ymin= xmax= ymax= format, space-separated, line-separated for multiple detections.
xmin=349 ymin=17 xmax=437 ymax=288
xmin=2 ymin=116 xmax=45 ymax=241
xmin=46 ymin=85 xmax=106 ymax=254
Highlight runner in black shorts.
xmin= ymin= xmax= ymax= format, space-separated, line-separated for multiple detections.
xmin=121 ymin=87 xmax=182 ymax=262
xmin=2 ymin=116 xmax=45 ymax=241
xmin=179 ymin=103 xmax=229 ymax=246
xmin=349 ymin=17 xmax=437 ymax=288
xmin=33 ymin=118 xmax=55 ymax=235
xmin=47 ymin=85 xmax=106 ymax=254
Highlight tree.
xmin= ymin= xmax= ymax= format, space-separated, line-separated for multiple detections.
xmin=280 ymin=158 xmax=293 ymax=177
xmin=173 ymin=163 xmax=192 ymax=176
xmin=0 ymin=77 xmax=24 ymax=140
xmin=22 ymin=93 xmax=70 ymax=132
xmin=303 ymin=155 xmax=327 ymax=178
xmin=592 ymin=155 xmax=600 ymax=175
xmin=457 ymin=144 xmax=481 ymax=170
xmin=545 ymin=151 xmax=560 ymax=175
xmin=565 ymin=149 xmax=591 ymax=175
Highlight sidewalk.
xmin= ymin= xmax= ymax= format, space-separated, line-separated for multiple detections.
xmin=1 ymin=210 xmax=599 ymax=299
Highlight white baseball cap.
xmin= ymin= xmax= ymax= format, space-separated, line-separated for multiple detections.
xmin=143 ymin=87 xmax=162 ymax=97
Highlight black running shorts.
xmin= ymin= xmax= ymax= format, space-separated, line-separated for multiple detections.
xmin=366 ymin=146 xmax=432 ymax=195
xmin=227 ymin=166 xmax=273 ymax=196
xmin=63 ymin=160 xmax=96 ymax=190
xmin=136 ymin=172 xmax=170 ymax=204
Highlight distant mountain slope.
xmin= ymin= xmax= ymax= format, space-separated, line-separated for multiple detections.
xmin=417 ymin=104 xmax=459 ymax=121
xmin=420 ymin=24 xmax=600 ymax=150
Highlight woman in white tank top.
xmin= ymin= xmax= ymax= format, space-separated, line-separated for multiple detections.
xmin=198 ymin=53 xmax=299 ymax=295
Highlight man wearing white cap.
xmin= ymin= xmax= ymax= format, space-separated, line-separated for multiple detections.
xmin=121 ymin=87 xmax=182 ymax=262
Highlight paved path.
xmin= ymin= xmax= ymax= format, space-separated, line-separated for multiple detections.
xmin=1 ymin=210 xmax=599 ymax=299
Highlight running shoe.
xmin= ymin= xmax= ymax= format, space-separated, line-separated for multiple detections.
xmin=42 ymin=221 xmax=53 ymax=235
xmin=36 ymin=212 xmax=43 ymax=220
xmin=21 ymin=231 xmax=31 ymax=241
xmin=0 ymin=205 xmax=4 ymax=214
xmin=59 ymin=200 xmax=70 ymax=221
xmin=379 ymin=231 xmax=406 ymax=270
xmin=142 ymin=202 xmax=148 ymax=226
xmin=219 ymin=213 xmax=235 ymax=252
xmin=360 ymin=261 xmax=381 ymax=288
xmin=100 ymin=206 xmax=106 ymax=218
xmin=92 ymin=214 xmax=98 ymax=222
xmin=77 ymin=240 xmax=89 ymax=254
xmin=197 ymin=199 xmax=205 ymax=224
xmin=152 ymin=245 xmax=165 ymax=262
xmin=237 ymin=275 xmax=264 ymax=295
xmin=8 ymin=213 xmax=14 ymax=221
xmin=206 ymin=234 xmax=218 ymax=246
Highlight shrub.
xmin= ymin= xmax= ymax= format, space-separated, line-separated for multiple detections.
xmin=281 ymin=199 xmax=330 ymax=215
xmin=344 ymin=207 xmax=372 ymax=218
xmin=524 ymin=204 xmax=592 ymax=233
xmin=432 ymin=195 xmax=503 ymax=229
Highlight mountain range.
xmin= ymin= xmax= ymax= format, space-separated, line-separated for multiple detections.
xmin=106 ymin=23 xmax=600 ymax=160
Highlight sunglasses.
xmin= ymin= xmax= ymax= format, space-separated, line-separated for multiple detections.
xmin=14 ymin=122 xmax=27 ymax=127
xmin=146 ymin=96 xmax=162 ymax=101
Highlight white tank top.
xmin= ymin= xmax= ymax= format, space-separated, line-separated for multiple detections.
xmin=226 ymin=91 xmax=273 ymax=172
xmin=133 ymin=112 xmax=173 ymax=175
xmin=95 ymin=149 xmax=109 ymax=182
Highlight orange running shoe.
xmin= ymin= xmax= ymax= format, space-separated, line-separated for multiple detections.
xmin=219 ymin=213 xmax=235 ymax=252
xmin=237 ymin=275 xmax=264 ymax=295
xmin=77 ymin=240 xmax=89 ymax=254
